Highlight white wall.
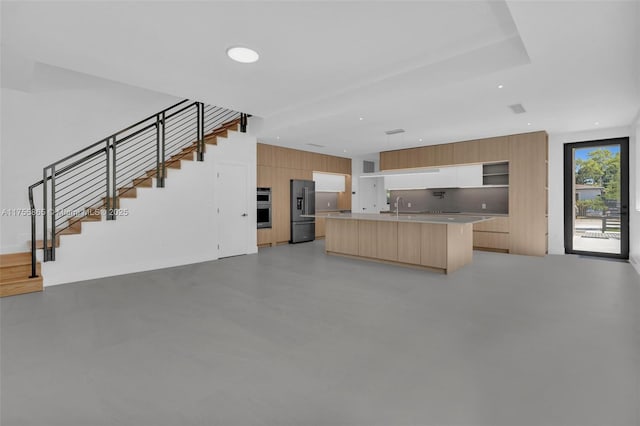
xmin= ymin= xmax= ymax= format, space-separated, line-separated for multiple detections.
xmin=350 ymin=154 xmax=387 ymax=213
xmin=1 ymin=61 xmax=180 ymax=253
xmin=547 ymin=126 xmax=635 ymax=262
xmin=41 ymin=130 xmax=257 ymax=286
xmin=629 ymin=116 xmax=639 ymax=274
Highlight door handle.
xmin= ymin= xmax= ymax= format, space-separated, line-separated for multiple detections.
xmin=241 ymin=213 xmax=248 ymax=217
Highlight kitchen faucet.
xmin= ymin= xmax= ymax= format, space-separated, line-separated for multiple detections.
xmin=395 ymin=196 xmax=403 ymax=218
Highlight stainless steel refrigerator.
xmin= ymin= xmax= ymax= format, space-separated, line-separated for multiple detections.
xmin=290 ymin=179 xmax=315 ymax=243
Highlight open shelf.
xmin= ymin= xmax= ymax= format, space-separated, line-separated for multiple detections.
xmin=482 ymin=162 xmax=509 ymax=186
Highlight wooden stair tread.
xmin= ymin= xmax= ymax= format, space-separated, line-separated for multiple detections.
xmin=1 ymin=262 xmax=41 ymax=279
xmin=118 ymin=187 xmax=137 ymax=198
xmin=0 ymin=276 xmax=43 ymax=297
xmin=133 ymin=177 xmax=153 ymax=188
xmin=57 ymin=227 xmax=81 ymax=236
xmin=174 ymin=152 xmax=194 ymax=161
xmin=81 ymin=213 xmax=102 ymax=222
xmin=35 ymin=238 xmax=60 ymax=249
xmin=0 ymin=263 xmax=41 ymax=285
xmin=0 ymin=252 xmax=33 ymax=267
xmin=97 ymin=198 xmax=120 ymax=209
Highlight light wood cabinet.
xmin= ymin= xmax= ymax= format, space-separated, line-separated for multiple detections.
xmin=472 ymin=217 xmax=510 ymax=252
xmin=326 ymin=219 xmax=358 ymax=255
xmin=257 ymin=143 xmax=352 ymax=244
xmin=273 ymin=168 xmax=291 ymax=243
xmin=257 ymin=143 xmax=274 ymax=166
xmin=337 ymin=174 xmax=352 ymax=210
xmin=376 ymin=131 xmax=547 ymax=257
xmin=446 ymin=224 xmax=474 ymax=272
xmin=397 ymin=222 xmax=421 ymax=264
xmin=376 ymin=222 xmax=398 ymax=261
xmin=396 ymin=149 xmax=411 ymax=169
xmin=358 ymin=221 xmax=377 ymax=258
xmin=421 ymin=223 xmax=448 ymax=268
xmin=473 ymin=232 xmax=510 ymax=251
xmin=381 ymin=143 xmax=455 ymax=170
xmin=326 ymin=156 xmax=340 ymax=174
xmin=422 ymin=144 xmax=454 ymax=167
xmin=257 ymin=165 xmax=274 ymax=187
xmin=312 ymin=153 xmax=327 ymax=171
xmin=326 ymin=218 xmax=474 ymax=273
xmin=300 ymin=151 xmax=314 ymax=171
xmin=473 ymin=217 xmax=510 ymax=233
xmin=257 ymin=229 xmax=273 ymax=247
xmin=509 ymin=132 xmax=547 ymax=255
xmin=453 ymin=136 xmax=510 ymax=164
xmin=380 ymin=150 xmax=399 ymax=170
xmin=315 ymin=217 xmax=326 ymax=238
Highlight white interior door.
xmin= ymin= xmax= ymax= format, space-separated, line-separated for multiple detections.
xmin=217 ymin=163 xmax=249 ymax=258
xmin=358 ymin=177 xmax=380 ymax=213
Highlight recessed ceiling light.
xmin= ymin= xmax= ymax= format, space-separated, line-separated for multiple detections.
xmin=594 ymin=121 xmax=600 ymax=125
xmin=343 ymin=149 xmax=347 ymax=153
xmin=419 ymin=138 xmax=423 ymax=142
xmin=498 ymin=84 xmax=504 ymax=89
xmin=276 ymin=136 xmax=280 ymax=139
xmin=527 ymin=122 xmax=531 ymax=126
xmin=226 ymin=46 xmax=259 ymax=63
xmin=359 ymin=117 xmax=364 ymax=121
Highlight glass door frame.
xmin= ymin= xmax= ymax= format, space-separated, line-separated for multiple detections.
xmin=563 ymin=137 xmax=629 ymax=259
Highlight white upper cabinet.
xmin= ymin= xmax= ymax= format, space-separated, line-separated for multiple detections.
xmin=383 ymin=165 xmax=482 ymax=189
xmin=313 ymin=172 xmax=345 ymax=192
xmin=455 ymin=164 xmax=483 ymax=187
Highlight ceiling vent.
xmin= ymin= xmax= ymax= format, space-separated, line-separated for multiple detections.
xmin=509 ymin=104 xmax=526 ymax=114
xmin=362 ymin=160 xmax=375 ymax=173
xmin=384 ymin=128 xmax=405 ymax=135
xmin=306 ymin=143 xmax=325 ymax=148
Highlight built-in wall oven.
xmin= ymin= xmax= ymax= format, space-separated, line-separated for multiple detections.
xmin=257 ymin=187 xmax=272 ymax=229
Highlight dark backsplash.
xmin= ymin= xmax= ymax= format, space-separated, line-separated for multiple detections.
xmin=389 ymin=187 xmax=508 ymax=214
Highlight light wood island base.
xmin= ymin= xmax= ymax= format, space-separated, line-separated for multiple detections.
xmin=324 ymin=217 xmax=474 ymax=274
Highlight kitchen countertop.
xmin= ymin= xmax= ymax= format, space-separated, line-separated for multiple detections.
xmin=304 ymin=212 xmax=495 ymax=224
xmin=378 ymin=210 xmax=509 ymax=217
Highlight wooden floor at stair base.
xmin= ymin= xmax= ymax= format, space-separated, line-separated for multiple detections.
xmin=0 ymin=253 xmax=43 ymax=297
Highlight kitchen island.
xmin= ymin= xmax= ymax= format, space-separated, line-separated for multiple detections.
xmin=307 ymin=212 xmax=494 ymax=274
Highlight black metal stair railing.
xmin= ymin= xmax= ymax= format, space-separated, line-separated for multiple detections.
xmin=27 ymin=100 xmax=249 ymax=278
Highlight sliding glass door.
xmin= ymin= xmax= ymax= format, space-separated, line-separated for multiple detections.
xmin=564 ymin=138 xmax=629 ymax=258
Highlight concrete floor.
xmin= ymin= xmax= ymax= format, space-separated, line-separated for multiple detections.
xmin=573 ymin=234 xmax=621 ymax=254
xmin=2 ymin=241 xmax=639 ymax=426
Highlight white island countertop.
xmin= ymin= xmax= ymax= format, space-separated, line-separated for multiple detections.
xmin=303 ymin=212 xmax=495 ymax=225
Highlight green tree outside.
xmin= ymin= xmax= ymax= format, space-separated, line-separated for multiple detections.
xmin=575 ymin=148 xmax=620 ymax=201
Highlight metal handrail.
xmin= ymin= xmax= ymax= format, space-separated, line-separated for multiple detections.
xmin=44 ymin=100 xmax=189 ymax=169
xmin=27 ymin=99 xmax=248 ymax=278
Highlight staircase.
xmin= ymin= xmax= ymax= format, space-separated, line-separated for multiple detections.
xmin=0 ymin=100 xmax=248 ymax=297
xmin=0 ymin=253 xmax=43 ymax=297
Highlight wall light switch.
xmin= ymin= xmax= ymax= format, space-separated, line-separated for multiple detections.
xmin=482 ymin=203 xmax=487 ymax=209
xmin=407 ymin=202 xmax=412 ymax=207
xmin=327 ymin=202 xmax=331 ymax=207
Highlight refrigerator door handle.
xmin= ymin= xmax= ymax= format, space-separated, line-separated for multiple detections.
xmin=302 ymin=187 xmax=308 ymax=215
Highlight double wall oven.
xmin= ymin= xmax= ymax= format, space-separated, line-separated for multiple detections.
xmin=257 ymin=187 xmax=272 ymax=228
